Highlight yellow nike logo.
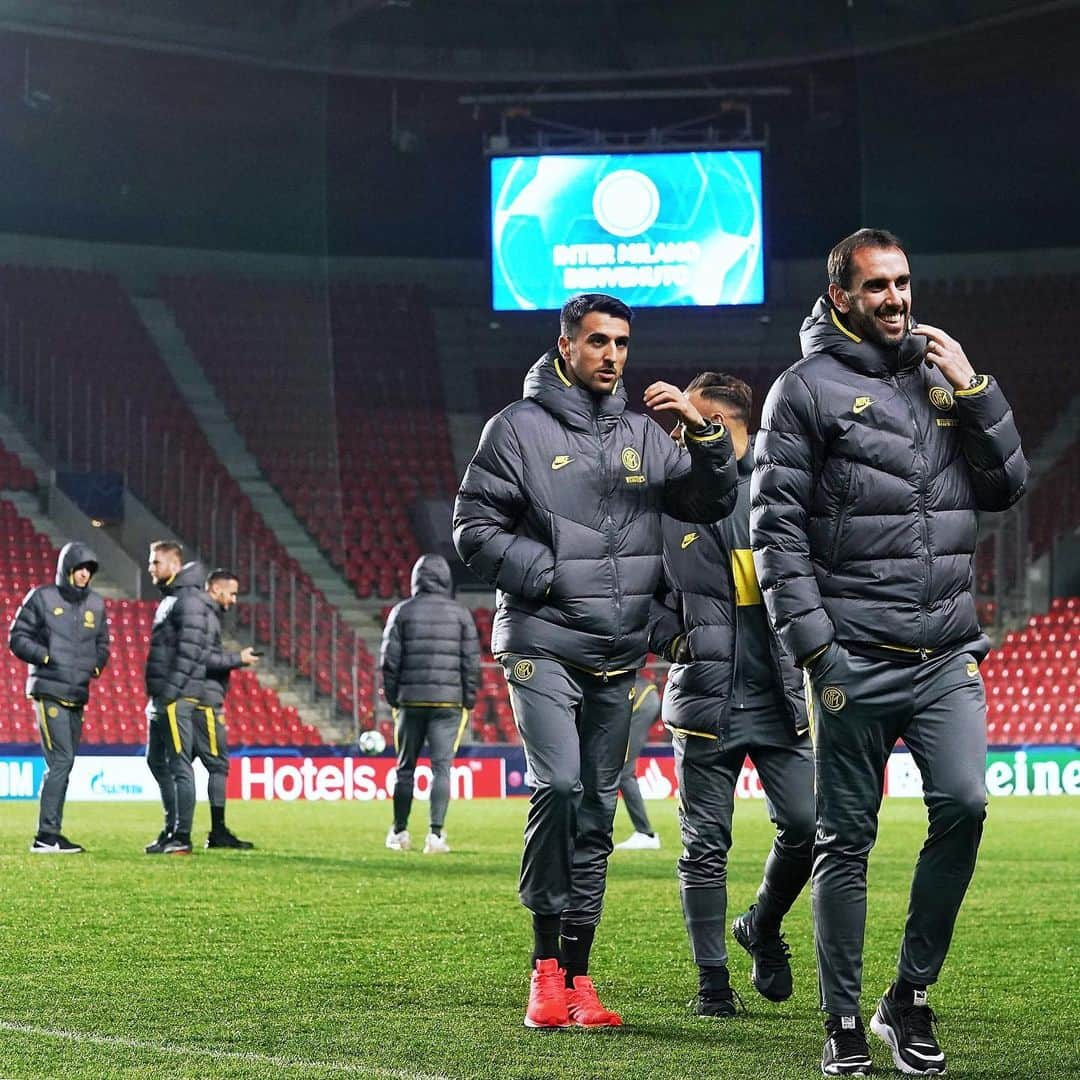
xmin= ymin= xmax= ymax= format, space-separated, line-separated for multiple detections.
xmin=551 ymin=455 xmax=574 ymax=470
xmin=853 ymin=396 xmax=874 ymax=415
xmin=681 ymin=532 xmax=699 ymax=549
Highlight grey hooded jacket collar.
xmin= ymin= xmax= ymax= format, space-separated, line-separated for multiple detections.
xmin=523 ymin=349 xmax=628 ymax=433
xmin=56 ymin=541 xmax=99 ymax=603
xmin=411 ymin=553 xmax=453 ymax=597
xmin=800 ymin=296 xmax=927 ymax=379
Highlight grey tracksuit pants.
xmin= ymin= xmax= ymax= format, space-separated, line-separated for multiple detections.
xmin=34 ymin=699 xmax=83 ymax=835
xmin=193 ymin=705 xmax=229 ymax=809
xmin=146 ymin=698 xmax=197 ymax=837
xmin=806 ymin=642 xmax=988 ymax=1015
xmin=617 ymin=694 xmax=656 ymax=836
xmin=392 ymin=705 xmax=465 ymax=833
xmin=504 ymin=655 xmax=635 ymax=925
xmin=673 ymin=706 xmax=815 ymax=969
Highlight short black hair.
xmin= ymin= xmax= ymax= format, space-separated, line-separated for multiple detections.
xmin=206 ymin=568 xmax=239 ymax=588
xmin=559 ymin=293 xmax=634 ymax=339
xmin=684 ymin=372 xmax=752 ymax=424
xmin=827 ymin=228 xmax=907 ymax=290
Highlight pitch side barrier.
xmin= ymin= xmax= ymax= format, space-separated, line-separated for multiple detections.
xmin=1 ymin=745 xmax=1079 ymax=802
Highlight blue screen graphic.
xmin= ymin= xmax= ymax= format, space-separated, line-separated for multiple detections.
xmin=490 ymin=151 xmax=764 ymax=311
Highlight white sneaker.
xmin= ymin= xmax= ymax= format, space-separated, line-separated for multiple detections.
xmin=614 ymin=831 xmax=661 ymax=851
xmin=423 ymin=832 xmax=450 ymax=854
xmin=385 ymin=827 xmax=411 ymax=851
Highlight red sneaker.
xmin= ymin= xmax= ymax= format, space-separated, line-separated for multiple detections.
xmin=566 ymin=976 xmax=623 ymax=1027
xmin=525 ymin=958 xmax=570 ymax=1029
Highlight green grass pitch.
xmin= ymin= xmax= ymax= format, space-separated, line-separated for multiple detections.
xmin=0 ymin=796 xmax=1077 ymax=1079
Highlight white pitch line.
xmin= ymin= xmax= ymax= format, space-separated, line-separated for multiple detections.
xmin=0 ymin=1020 xmax=452 ymax=1080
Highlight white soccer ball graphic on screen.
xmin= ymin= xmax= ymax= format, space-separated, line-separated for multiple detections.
xmin=359 ymin=729 xmax=386 ymax=754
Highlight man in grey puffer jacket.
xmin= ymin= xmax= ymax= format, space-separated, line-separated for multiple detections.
xmin=380 ymin=553 xmax=480 ymax=855
xmin=454 ymin=293 xmax=738 ymax=1030
xmin=752 ymin=229 xmax=1027 ymax=1077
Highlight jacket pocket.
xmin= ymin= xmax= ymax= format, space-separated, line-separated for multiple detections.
xmin=828 ymin=459 xmax=855 ymax=572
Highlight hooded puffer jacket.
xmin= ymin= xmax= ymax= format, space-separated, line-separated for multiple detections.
xmin=751 ymin=297 xmax=1028 ymax=666
xmin=145 ymin=560 xmax=211 ymax=705
xmin=8 ymin=541 xmax=109 ymax=706
xmin=454 ymin=350 xmax=738 ymax=674
xmin=650 ymin=438 xmax=806 ymax=737
xmin=380 ymin=554 xmax=481 ymax=709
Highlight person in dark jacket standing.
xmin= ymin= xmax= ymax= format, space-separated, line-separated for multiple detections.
xmin=454 ymin=293 xmax=738 ymax=1030
xmin=380 ymin=553 xmax=480 ymax=855
xmin=650 ymin=373 xmax=814 ymax=1019
xmin=751 ymin=230 xmax=1028 ymax=1077
xmin=143 ymin=541 xmax=211 ymax=856
xmin=197 ymin=568 xmax=259 ymax=850
xmin=9 ymin=541 xmax=109 ymax=853
xmin=612 ymin=673 xmax=661 ymax=851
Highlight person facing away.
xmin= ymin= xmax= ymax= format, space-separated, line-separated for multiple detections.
xmin=751 ymin=228 xmax=1027 ymax=1077
xmin=9 ymin=540 xmax=109 ymax=854
xmin=453 ymin=292 xmax=739 ymax=1031
xmin=380 ymin=553 xmax=481 ymax=855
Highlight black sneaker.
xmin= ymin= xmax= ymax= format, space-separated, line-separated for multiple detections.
xmin=822 ymin=1014 xmax=873 ymax=1076
xmin=690 ymin=987 xmax=743 ymax=1018
xmin=731 ymin=905 xmax=794 ymax=1002
xmin=162 ymin=834 xmax=193 ymax=855
xmin=206 ymin=829 xmax=254 ymax=850
xmin=144 ymin=830 xmax=171 ymax=854
xmin=30 ymin=832 xmax=83 ymax=854
xmin=870 ymin=987 xmax=946 ymax=1075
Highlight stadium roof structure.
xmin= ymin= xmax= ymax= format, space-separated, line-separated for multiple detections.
xmin=0 ymin=0 xmax=1069 ymax=81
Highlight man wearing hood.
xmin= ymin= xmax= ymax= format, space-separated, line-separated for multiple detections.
xmin=650 ymin=373 xmax=813 ymax=1020
xmin=379 ymin=553 xmax=480 ymax=855
xmin=9 ymin=541 xmax=109 ymax=853
xmin=454 ymin=293 xmax=738 ymax=1030
xmin=197 ymin=568 xmax=260 ymax=851
xmin=751 ymin=230 xmax=1028 ymax=1076
xmin=143 ymin=540 xmax=211 ymax=856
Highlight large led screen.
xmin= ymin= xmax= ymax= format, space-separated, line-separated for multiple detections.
xmin=490 ymin=150 xmax=764 ymax=310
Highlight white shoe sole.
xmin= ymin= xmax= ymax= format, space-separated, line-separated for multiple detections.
xmin=30 ymin=846 xmax=82 ymax=854
xmin=870 ymin=1013 xmax=945 ymax=1075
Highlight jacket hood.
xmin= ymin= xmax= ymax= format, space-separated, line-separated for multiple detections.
xmin=800 ymin=296 xmax=927 ymax=377
xmin=56 ymin=541 xmax=99 ymax=598
xmin=411 ymin=554 xmax=453 ymax=596
xmin=162 ymin=560 xmax=208 ymax=594
xmin=522 ymin=349 xmax=628 ymax=434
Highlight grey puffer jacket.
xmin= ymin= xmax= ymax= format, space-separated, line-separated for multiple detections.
xmin=453 ymin=350 xmax=738 ymax=674
xmin=8 ymin=541 xmax=110 ymax=706
xmin=145 ymin=561 xmax=211 ymax=705
xmin=650 ymin=439 xmax=806 ymax=737
xmin=750 ymin=297 xmax=1028 ymax=667
xmin=201 ymin=594 xmax=243 ymax=712
xmin=380 ymin=554 xmax=481 ymax=709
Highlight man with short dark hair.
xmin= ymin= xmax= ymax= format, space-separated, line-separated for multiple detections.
xmin=380 ymin=553 xmax=481 ymax=855
xmin=752 ymin=229 xmax=1028 ymax=1075
xmin=144 ymin=540 xmax=211 ymax=856
xmin=454 ymin=292 xmax=738 ymax=1030
xmin=197 ymin=568 xmax=259 ymax=850
xmin=651 ymin=373 xmax=813 ymax=1019
xmin=9 ymin=541 xmax=109 ymax=853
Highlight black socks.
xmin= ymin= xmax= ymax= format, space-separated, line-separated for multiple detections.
xmin=210 ymin=805 xmax=226 ymax=832
xmin=560 ymin=922 xmax=596 ymax=987
xmin=699 ymin=965 xmax=731 ymax=997
xmin=531 ymin=913 xmax=561 ymax=969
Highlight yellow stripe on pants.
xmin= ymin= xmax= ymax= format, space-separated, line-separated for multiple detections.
xmin=37 ymin=700 xmax=53 ymax=752
xmin=453 ymin=708 xmax=469 ymax=753
xmin=802 ymin=669 xmax=817 ymax=746
xmin=166 ymin=701 xmax=182 ymax=754
xmin=202 ymin=707 xmax=218 ymax=757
